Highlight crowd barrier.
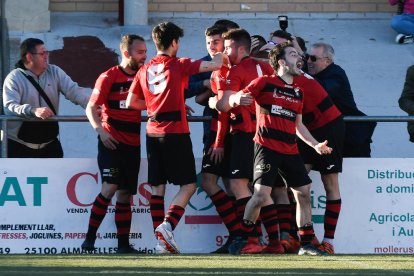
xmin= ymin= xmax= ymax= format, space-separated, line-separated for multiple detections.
xmin=0 ymin=116 xmax=413 ymax=254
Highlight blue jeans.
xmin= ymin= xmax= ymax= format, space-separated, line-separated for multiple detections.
xmin=391 ymin=14 xmax=414 ymax=35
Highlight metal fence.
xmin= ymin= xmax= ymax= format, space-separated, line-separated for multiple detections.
xmin=1 ymin=115 xmax=414 ymax=158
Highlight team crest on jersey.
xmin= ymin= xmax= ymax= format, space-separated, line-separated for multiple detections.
xmin=148 ymin=63 xmax=167 ymax=95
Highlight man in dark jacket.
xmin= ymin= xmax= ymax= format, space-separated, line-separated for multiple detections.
xmin=307 ymin=42 xmax=376 ymax=157
xmin=399 ymin=65 xmax=414 ymax=142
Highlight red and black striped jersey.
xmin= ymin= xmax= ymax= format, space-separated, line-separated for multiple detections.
xmin=90 ymin=65 xmax=141 ymax=146
xmin=129 ymin=55 xmax=202 ymax=135
xmin=244 ymin=75 xmax=304 ymax=155
xmin=225 ymin=57 xmax=274 ymax=133
xmin=210 ymin=65 xmax=230 ymax=148
xmin=294 ymin=73 xmax=342 ymax=131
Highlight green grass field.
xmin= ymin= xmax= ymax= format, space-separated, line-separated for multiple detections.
xmin=1 ymin=254 xmax=414 ymax=276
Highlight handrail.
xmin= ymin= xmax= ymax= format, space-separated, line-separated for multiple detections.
xmin=1 ymin=115 xmax=414 ymax=158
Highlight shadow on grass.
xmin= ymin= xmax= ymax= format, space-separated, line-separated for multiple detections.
xmin=0 ymin=266 xmax=413 ymax=276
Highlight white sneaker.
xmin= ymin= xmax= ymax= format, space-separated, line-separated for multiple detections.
xmin=396 ymin=34 xmax=414 ymax=44
xmin=155 ymin=241 xmax=170 ymax=254
xmin=155 ymin=222 xmax=180 ymax=254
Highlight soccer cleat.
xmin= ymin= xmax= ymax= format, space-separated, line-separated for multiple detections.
xmin=81 ymin=238 xmax=95 ymax=251
xmin=240 ymin=236 xmax=264 ymax=254
xmin=298 ymin=244 xmax=327 ymax=256
xmin=262 ymin=240 xmax=285 ymax=254
xmin=258 ymin=236 xmax=268 ymax=246
xmin=396 ymin=34 xmax=414 ymax=44
xmin=280 ymin=237 xmax=300 ymax=254
xmin=155 ymin=241 xmax=170 ymax=254
xmin=311 ymin=236 xmax=320 ymax=247
xmin=318 ymin=241 xmax=335 ymax=254
xmin=117 ymin=244 xmax=142 ymax=254
xmin=155 ymin=222 xmax=180 ymax=254
xmin=210 ymin=236 xmax=234 ymax=254
xmin=228 ymin=236 xmax=248 ymax=255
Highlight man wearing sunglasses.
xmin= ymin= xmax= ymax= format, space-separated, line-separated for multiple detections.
xmin=307 ymin=42 xmax=376 ymax=158
xmin=2 ymin=38 xmax=90 ymax=157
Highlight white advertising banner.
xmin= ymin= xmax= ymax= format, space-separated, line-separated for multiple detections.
xmin=0 ymin=158 xmax=412 ymax=254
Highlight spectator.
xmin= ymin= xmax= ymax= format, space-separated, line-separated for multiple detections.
xmin=2 ymin=38 xmax=90 ymax=158
xmin=307 ymin=42 xmax=376 ymax=157
xmin=389 ymin=0 xmax=414 ymax=44
xmin=81 ymin=34 xmax=147 ymax=254
xmin=399 ymin=65 xmax=414 ymax=141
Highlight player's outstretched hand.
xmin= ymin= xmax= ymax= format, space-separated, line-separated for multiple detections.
xmin=314 ymin=140 xmax=333 ymax=155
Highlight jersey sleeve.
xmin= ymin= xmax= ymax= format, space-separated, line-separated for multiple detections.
xmin=212 ymin=110 xmax=229 ymax=148
xmin=225 ymin=66 xmax=243 ymax=92
xmin=242 ymin=77 xmax=265 ymax=98
xmin=128 ymin=69 xmax=145 ymax=99
xmin=89 ymin=71 xmax=112 ymax=105
xmin=180 ymin=58 xmax=203 ymax=76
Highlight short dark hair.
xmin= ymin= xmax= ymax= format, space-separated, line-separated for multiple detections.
xmin=205 ymin=25 xmax=227 ymax=37
xmin=271 ymin=30 xmax=292 ymax=41
xmin=17 ymin=38 xmax=44 ymax=67
xmin=223 ymin=28 xmax=251 ymax=52
xmin=152 ymin=22 xmax=184 ymax=51
xmin=213 ymin=19 xmax=239 ymax=30
xmin=295 ymin=36 xmax=307 ymax=53
xmin=269 ymin=41 xmax=293 ymax=71
xmin=120 ymin=34 xmax=145 ymax=53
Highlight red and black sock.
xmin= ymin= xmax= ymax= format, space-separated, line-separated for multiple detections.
xmin=235 ymin=196 xmax=250 ymax=221
xmin=260 ymin=204 xmax=279 ymax=242
xmin=150 ymin=195 xmax=164 ymax=231
xmin=210 ymin=190 xmax=241 ymax=236
xmin=165 ymin=205 xmax=185 ymax=230
xmin=276 ymin=204 xmax=292 ymax=235
xmin=240 ymin=219 xmax=255 ymax=239
xmin=298 ymin=223 xmax=315 ymax=246
xmin=115 ymin=201 xmax=132 ymax=248
xmin=324 ymin=199 xmax=342 ymax=239
xmin=86 ymin=193 xmax=110 ymax=240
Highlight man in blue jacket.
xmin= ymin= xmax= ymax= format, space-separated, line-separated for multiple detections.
xmin=307 ymin=42 xmax=376 ymax=157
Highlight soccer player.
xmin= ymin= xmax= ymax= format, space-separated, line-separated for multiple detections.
xmin=227 ymin=42 xmax=332 ymax=256
xmin=294 ymin=72 xmax=344 ymax=254
xmin=201 ymin=25 xmax=242 ymax=254
xmin=126 ymin=22 xmax=225 ymax=254
xmin=214 ymin=28 xmax=275 ymax=254
xmin=81 ymin=34 xmax=147 ymax=253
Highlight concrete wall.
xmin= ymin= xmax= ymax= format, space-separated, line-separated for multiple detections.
xmin=5 ymin=0 xmax=50 ymax=32
xmin=50 ymin=0 xmax=396 ymax=13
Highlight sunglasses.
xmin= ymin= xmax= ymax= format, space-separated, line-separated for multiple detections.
xmin=31 ymin=51 xmax=49 ymax=57
xmin=306 ymin=54 xmax=327 ymax=62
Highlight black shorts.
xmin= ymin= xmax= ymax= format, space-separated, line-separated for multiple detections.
xmin=253 ymin=143 xmax=311 ymax=188
xmin=229 ymin=132 xmax=255 ymax=180
xmin=298 ymin=117 xmax=345 ymax=174
xmin=146 ymin=134 xmax=196 ymax=186
xmin=201 ymin=132 xmax=232 ymax=177
xmin=97 ymin=138 xmax=140 ymax=195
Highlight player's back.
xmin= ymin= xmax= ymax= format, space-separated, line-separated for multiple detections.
xmin=295 ymin=72 xmax=341 ymax=131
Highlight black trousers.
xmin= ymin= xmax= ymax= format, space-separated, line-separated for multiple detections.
xmin=7 ymin=138 xmax=63 ymax=158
